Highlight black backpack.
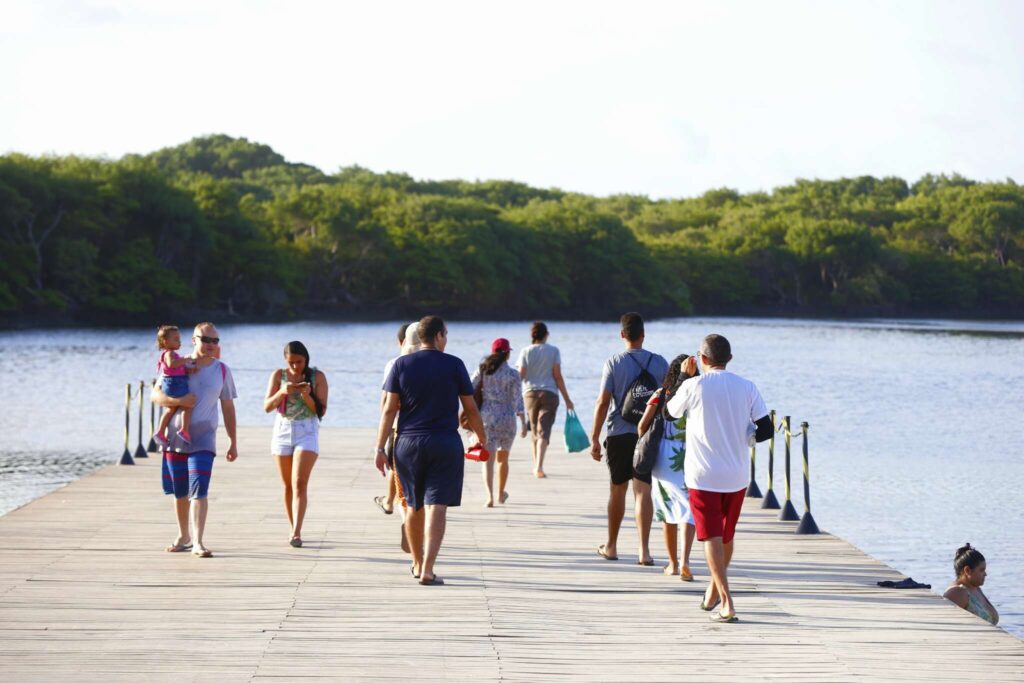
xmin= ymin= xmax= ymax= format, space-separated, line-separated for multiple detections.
xmin=633 ymin=391 xmax=667 ymax=476
xmin=619 ymin=352 xmax=659 ymax=425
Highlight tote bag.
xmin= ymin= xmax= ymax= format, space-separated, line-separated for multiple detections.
xmin=563 ymin=409 xmax=590 ymax=453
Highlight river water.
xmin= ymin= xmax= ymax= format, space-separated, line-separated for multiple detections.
xmin=1 ymin=317 xmax=1021 ymax=637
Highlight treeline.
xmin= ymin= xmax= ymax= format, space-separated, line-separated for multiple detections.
xmin=2 ymin=134 xmax=1022 ymax=322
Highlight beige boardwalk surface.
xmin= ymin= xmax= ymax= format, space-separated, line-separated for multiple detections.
xmin=1 ymin=426 xmax=1021 ymax=682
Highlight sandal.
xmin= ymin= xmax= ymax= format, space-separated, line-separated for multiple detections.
xmin=699 ymin=598 xmax=720 ymax=612
xmin=419 ymin=575 xmax=444 ymax=586
xmin=709 ymin=612 xmax=739 ymax=623
xmin=165 ymin=542 xmax=192 ymax=553
xmin=680 ymin=567 xmax=694 ymax=582
xmin=374 ymin=496 xmax=394 ymax=515
xmin=597 ymin=545 xmax=618 ymax=561
xmin=192 ymin=548 xmax=213 ymax=558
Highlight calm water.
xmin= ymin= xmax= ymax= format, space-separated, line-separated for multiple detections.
xmin=1 ymin=318 xmax=1022 ymax=637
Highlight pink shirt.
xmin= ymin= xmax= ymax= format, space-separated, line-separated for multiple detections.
xmin=158 ymin=351 xmax=188 ymax=377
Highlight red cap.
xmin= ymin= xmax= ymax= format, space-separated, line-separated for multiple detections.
xmin=491 ymin=338 xmax=511 ymax=353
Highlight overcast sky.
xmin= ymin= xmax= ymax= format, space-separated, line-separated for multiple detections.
xmin=2 ymin=0 xmax=1022 ymax=198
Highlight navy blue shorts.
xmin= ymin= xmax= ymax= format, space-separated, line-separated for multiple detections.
xmin=161 ymin=450 xmax=215 ymax=500
xmin=394 ymin=432 xmax=465 ymax=510
xmin=161 ymin=375 xmax=189 ymax=398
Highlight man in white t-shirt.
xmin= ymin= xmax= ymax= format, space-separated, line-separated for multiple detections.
xmin=666 ymin=334 xmax=772 ymax=623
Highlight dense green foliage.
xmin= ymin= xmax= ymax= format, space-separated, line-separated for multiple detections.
xmin=2 ymin=135 xmax=1022 ymax=321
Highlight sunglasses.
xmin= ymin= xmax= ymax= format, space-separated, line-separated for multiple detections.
xmin=196 ymin=335 xmax=220 ymax=345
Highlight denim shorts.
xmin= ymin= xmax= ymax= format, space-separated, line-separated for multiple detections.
xmin=271 ymin=415 xmax=320 ymax=456
xmin=161 ymin=375 xmax=190 ymax=398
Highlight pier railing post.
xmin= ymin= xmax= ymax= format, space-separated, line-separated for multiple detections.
xmin=779 ymin=415 xmax=799 ymax=521
xmin=134 ymin=380 xmax=148 ymax=459
xmin=146 ymin=378 xmax=159 ymax=452
xmin=796 ymin=421 xmax=820 ymax=534
xmin=761 ymin=409 xmax=780 ymax=509
xmin=119 ymin=383 xmax=135 ymax=465
xmin=746 ymin=443 xmax=762 ymax=498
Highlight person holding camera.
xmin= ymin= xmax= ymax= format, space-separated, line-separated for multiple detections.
xmin=264 ymin=341 xmax=329 ymax=548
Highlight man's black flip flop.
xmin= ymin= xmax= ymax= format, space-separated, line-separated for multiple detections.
xmin=419 ymin=575 xmax=444 ymax=586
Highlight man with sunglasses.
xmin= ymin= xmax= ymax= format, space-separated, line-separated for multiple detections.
xmin=151 ymin=322 xmax=238 ymax=558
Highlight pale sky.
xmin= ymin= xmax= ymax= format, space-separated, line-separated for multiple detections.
xmin=2 ymin=0 xmax=1023 ymax=198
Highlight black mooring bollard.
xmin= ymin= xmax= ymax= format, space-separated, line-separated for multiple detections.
xmin=146 ymin=378 xmax=159 ymax=452
xmin=761 ymin=409 xmax=780 ymax=509
xmin=134 ymin=379 xmax=148 ymax=459
xmin=796 ymin=421 xmax=820 ymax=534
xmin=778 ymin=415 xmax=799 ymax=521
xmin=746 ymin=443 xmax=762 ymax=498
xmin=119 ymin=383 xmax=135 ymax=465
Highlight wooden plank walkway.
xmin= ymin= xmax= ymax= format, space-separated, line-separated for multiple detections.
xmin=1 ymin=426 xmax=1021 ymax=682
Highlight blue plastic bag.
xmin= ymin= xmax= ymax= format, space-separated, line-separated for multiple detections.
xmin=564 ymin=409 xmax=590 ymax=453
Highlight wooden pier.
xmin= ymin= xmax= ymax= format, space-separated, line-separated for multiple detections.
xmin=1 ymin=427 xmax=1021 ymax=681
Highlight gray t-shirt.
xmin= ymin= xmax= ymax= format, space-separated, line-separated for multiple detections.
xmin=167 ymin=359 xmax=238 ymax=454
xmin=517 ymin=343 xmax=561 ymax=395
xmin=600 ymin=348 xmax=668 ymax=437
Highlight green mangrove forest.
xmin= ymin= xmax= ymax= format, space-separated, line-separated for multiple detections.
xmin=1 ymin=135 xmax=1022 ymax=323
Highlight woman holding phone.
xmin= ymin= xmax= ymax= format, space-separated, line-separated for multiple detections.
xmin=264 ymin=341 xmax=329 ymax=547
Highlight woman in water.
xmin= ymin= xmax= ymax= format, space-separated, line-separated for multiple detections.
xmin=264 ymin=341 xmax=329 ymax=547
xmin=943 ymin=543 xmax=998 ymax=625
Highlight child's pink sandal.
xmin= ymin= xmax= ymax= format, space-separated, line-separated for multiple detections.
xmin=177 ymin=429 xmax=192 ymax=445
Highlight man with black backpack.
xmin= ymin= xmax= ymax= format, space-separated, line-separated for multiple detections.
xmin=589 ymin=313 xmax=668 ymax=564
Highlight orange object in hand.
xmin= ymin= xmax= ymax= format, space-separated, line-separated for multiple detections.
xmin=465 ymin=444 xmax=490 ymax=462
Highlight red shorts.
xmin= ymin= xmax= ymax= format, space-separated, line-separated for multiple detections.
xmin=688 ymin=488 xmax=746 ymax=544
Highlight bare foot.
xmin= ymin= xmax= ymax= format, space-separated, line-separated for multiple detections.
xmin=534 ymin=470 xmax=546 ymax=478
xmin=664 ymin=564 xmax=679 ymax=576
xmin=484 ymin=500 xmax=494 ymax=508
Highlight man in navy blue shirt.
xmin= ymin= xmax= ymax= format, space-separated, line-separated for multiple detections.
xmin=376 ymin=315 xmax=486 ymax=585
